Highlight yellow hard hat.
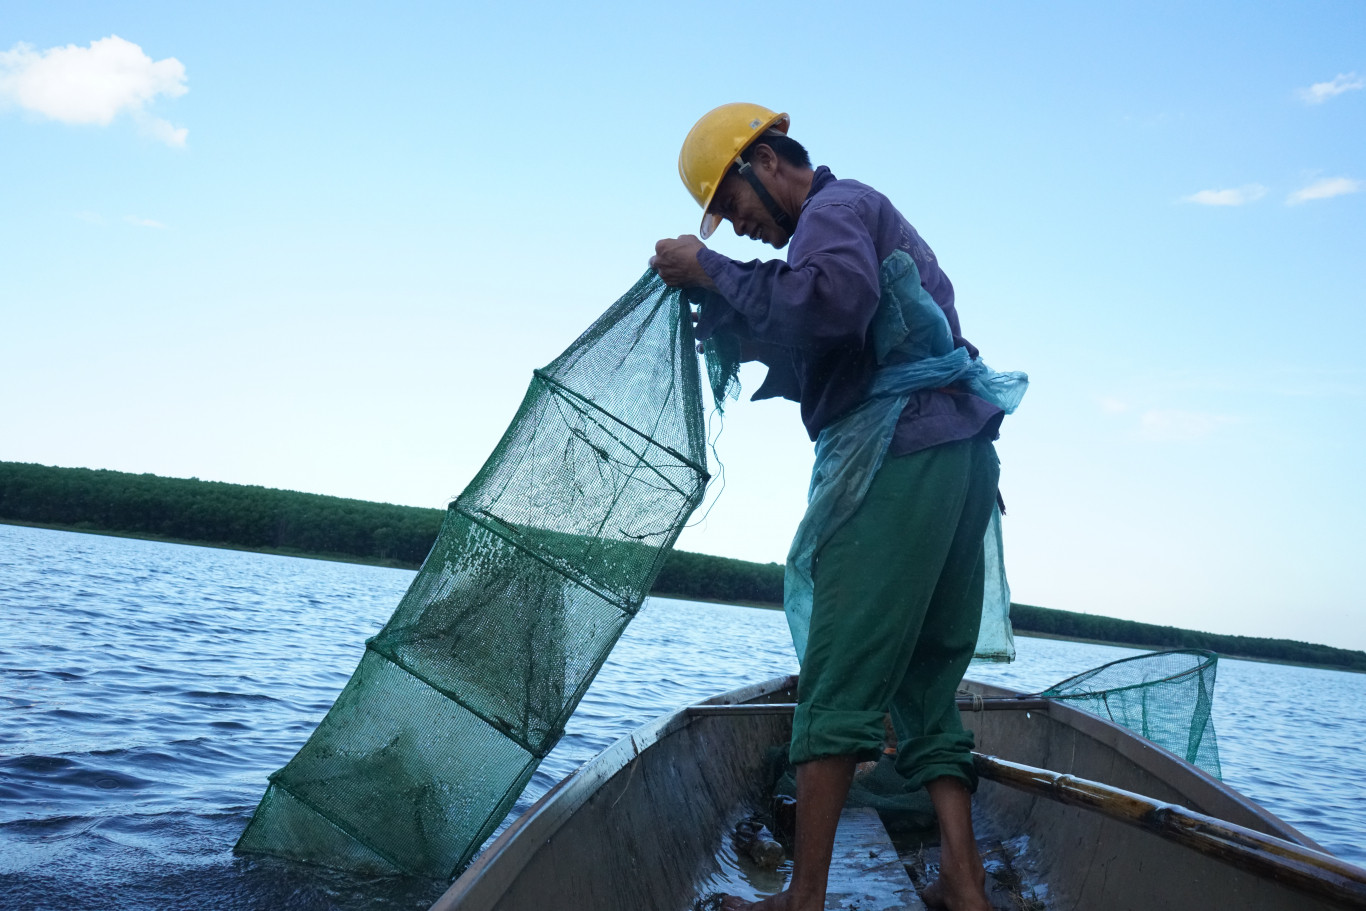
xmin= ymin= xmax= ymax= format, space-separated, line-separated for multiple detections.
xmin=678 ymin=103 xmax=790 ymax=239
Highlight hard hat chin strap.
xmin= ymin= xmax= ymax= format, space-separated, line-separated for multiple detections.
xmin=735 ymin=161 xmax=796 ymax=234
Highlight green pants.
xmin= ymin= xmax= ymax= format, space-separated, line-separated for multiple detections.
xmin=790 ymin=438 xmax=1001 ymax=790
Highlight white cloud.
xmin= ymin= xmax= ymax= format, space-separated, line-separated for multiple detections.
xmin=124 ymin=215 xmax=166 ymax=229
xmin=0 ymin=35 xmax=187 ymax=146
xmin=1286 ymin=177 xmax=1362 ymax=205
xmin=1182 ymin=185 xmax=1267 ymax=206
xmin=139 ymin=116 xmax=188 ymax=148
xmin=1299 ymin=72 xmax=1364 ymax=105
xmin=1138 ymin=410 xmax=1237 ymax=442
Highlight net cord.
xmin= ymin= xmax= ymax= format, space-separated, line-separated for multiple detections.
xmin=1036 ymin=649 xmax=1218 ymax=700
xmin=362 ymin=639 xmax=545 ymax=757
xmin=452 ymin=503 xmax=635 ymax=617
xmin=533 ymin=369 xmax=710 ymax=481
xmin=261 ymin=778 xmax=411 ymax=873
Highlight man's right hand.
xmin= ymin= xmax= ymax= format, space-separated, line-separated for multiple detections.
xmin=650 ymin=236 xmax=716 ymax=290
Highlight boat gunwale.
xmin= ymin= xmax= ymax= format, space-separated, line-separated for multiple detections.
xmin=430 ymin=673 xmax=1329 ymax=910
xmin=961 ymin=679 xmax=1323 ymax=850
xmin=428 ymin=674 xmax=799 ymax=911
xmin=973 ymin=752 xmax=1366 ymax=906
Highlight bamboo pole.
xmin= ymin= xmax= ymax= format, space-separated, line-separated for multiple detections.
xmin=974 ymin=753 xmax=1366 ymax=908
xmin=684 ymin=696 xmax=1051 ymax=717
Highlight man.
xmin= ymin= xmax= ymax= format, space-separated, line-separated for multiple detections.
xmin=650 ymin=103 xmax=1010 ymax=911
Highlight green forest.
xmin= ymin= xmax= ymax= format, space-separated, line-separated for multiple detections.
xmin=4 ymin=460 xmax=1362 ymax=672
xmin=1008 ymin=603 xmax=1366 ymax=672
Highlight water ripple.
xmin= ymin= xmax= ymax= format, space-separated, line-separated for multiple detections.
xmin=1 ymin=523 xmax=1363 ymax=910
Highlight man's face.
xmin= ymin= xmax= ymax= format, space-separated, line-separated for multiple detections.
xmin=709 ymin=170 xmax=791 ymax=249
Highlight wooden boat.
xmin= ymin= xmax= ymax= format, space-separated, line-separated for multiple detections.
xmin=429 ymin=674 xmax=1366 ymax=911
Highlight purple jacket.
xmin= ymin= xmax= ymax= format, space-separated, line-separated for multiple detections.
xmin=694 ymin=166 xmax=1002 ymax=454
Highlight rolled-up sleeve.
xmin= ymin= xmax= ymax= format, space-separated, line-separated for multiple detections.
xmin=696 ymin=201 xmax=881 ymax=351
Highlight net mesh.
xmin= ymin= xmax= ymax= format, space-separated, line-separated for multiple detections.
xmin=235 ymin=271 xmax=708 ymax=877
xmin=1039 ymin=648 xmax=1221 ymax=778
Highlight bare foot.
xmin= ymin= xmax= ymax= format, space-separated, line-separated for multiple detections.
xmin=922 ymin=778 xmax=992 ymax=910
xmin=718 ymin=889 xmax=810 ymax=911
xmin=920 ymin=866 xmax=991 ymax=911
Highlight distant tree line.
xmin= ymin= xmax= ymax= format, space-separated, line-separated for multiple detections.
xmin=4 ymin=461 xmax=1364 ymax=672
xmin=0 ymin=462 xmax=785 ymax=597
xmin=652 ymin=548 xmax=783 ymax=606
xmin=1009 ymin=603 xmax=1366 ymax=672
xmin=0 ymin=461 xmax=443 ymax=566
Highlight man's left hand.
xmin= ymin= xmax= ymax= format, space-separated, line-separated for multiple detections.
xmin=650 ymin=235 xmax=716 ymax=290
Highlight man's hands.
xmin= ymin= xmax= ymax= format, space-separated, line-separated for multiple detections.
xmin=650 ymin=235 xmax=716 ymax=290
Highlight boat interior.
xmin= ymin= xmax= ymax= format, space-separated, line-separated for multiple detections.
xmin=432 ymin=675 xmax=1366 ymax=911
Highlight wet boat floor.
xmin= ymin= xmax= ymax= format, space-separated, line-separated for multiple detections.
xmin=697 ymin=802 xmax=1048 ymax=911
xmin=899 ymin=834 xmax=1048 ymax=911
xmin=694 ymin=745 xmax=1049 ymax=910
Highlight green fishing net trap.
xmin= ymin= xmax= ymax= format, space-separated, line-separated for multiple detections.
xmin=764 ymin=650 xmax=1223 ymax=837
xmin=235 ymin=271 xmax=709 ymax=877
xmin=1040 ymin=648 xmax=1221 ymax=778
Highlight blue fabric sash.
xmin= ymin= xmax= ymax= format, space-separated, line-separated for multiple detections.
xmin=783 ymin=250 xmax=1028 ymax=663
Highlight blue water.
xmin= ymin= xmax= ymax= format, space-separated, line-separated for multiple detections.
xmin=2 ymin=524 xmax=1363 ymax=910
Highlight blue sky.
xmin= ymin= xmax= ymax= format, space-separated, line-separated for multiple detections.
xmin=3 ymin=2 xmax=1363 ymax=649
